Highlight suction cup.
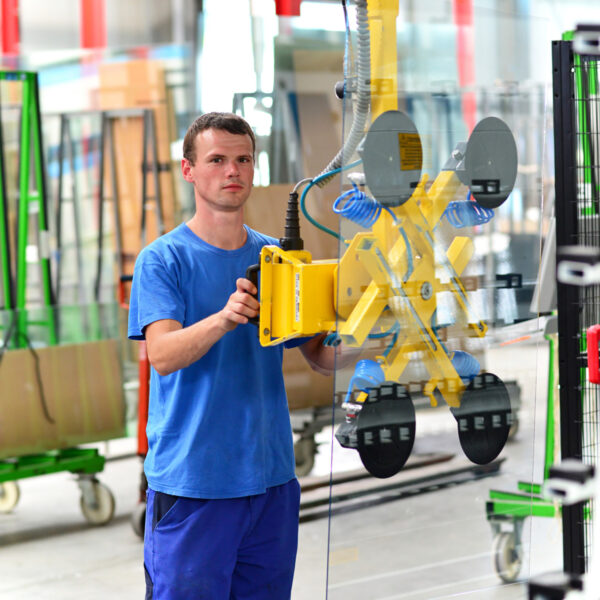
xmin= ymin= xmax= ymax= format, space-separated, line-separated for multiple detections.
xmin=336 ymin=383 xmax=416 ymax=478
xmin=360 ymin=110 xmax=423 ymax=207
xmin=459 ymin=117 xmax=518 ymax=209
xmin=450 ymin=373 xmax=512 ymax=465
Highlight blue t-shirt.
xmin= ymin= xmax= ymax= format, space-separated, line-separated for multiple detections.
xmin=128 ymin=223 xmax=301 ymax=499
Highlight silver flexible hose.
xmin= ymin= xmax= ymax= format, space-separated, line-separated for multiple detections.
xmin=316 ymin=0 xmax=371 ymax=186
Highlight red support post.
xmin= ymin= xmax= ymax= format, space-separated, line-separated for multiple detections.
xmin=453 ymin=0 xmax=476 ymax=133
xmin=137 ymin=341 xmax=150 ymax=457
xmin=80 ymin=0 xmax=106 ymax=49
xmin=1 ymin=0 xmax=20 ymax=55
xmin=274 ymin=0 xmax=301 ymax=17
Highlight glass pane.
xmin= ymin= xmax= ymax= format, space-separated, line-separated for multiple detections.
xmin=324 ymin=4 xmax=555 ymax=598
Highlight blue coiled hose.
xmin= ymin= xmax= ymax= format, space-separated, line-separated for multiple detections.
xmin=444 ymin=192 xmax=494 ymax=228
xmin=333 ymin=184 xmax=382 ymax=228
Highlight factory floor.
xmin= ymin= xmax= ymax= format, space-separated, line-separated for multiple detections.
xmin=0 ymin=341 xmax=564 ymax=599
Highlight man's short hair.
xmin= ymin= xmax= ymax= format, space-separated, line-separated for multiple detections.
xmin=183 ymin=112 xmax=256 ymax=165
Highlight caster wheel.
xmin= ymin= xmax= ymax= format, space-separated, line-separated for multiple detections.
xmin=493 ymin=531 xmax=522 ymax=583
xmin=508 ymin=415 xmax=520 ymax=439
xmin=80 ymin=481 xmax=115 ymax=525
xmin=131 ymin=502 xmax=147 ymax=539
xmin=294 ymin=437 xmax=316 ymax=477
xmin=0 ymin=481 xmax=20 ymax=513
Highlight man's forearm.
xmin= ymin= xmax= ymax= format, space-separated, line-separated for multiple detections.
xmin=300 ymin=334 xmax=363 ymax=376
xmin=146 ymin=314 xmax=228 ymax=376
xmin=146 ymin=277 xmax=260 ymax=376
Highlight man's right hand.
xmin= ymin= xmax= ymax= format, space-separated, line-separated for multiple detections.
xmin=219 ymin=277 xmax=259 ymax=331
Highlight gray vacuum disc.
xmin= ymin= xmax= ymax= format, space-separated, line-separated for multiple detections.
xmin=360 ymin=110 xmax=423 ymax=207
xmin=461 ymin=116 xmax=518 ymax=209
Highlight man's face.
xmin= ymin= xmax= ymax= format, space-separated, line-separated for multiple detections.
xmin=182 ymin=128 xmax=254 ymax=212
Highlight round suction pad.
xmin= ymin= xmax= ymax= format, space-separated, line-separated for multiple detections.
xmin=360 ymin=110 xmax=423 ymax=207
xmin=461 ymin=116 xmax=518 ymax=209
xmin=356 ymin=384 xmax=416 ymax=478
xmin=450 ymin=373 xmax=512 ymax=465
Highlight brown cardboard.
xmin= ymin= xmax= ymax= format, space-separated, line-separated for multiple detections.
xmin=98 ymin=60 xmax=165 ymax=89
xmin=98 ymin=87 xmax=167 ymax=108
xmin=283 ymin=348 xmax=334 ymax=410
xmin=0 ymin=339 xmax=126 ymax=459
xmin=245 ymin=184 xmax=340 ymax=260
xmin=97 ymin=60 xmax=180 ymax=287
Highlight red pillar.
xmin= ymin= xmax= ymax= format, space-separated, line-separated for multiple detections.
xmin=80 ymin=0 xmax=106 ymax=49
xmin=1 ymin=0 xmax=20 ymax=55
xmin=274 ymin=0 xmax=301 ymax=17
xmin=453 ymin=0 xmax=476 ymax=134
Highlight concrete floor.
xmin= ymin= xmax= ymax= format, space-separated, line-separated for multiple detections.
xmin=0 ymin=340 xmax=566 ymax=599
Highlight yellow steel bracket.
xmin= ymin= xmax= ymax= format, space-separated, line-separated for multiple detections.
xmin=253 ymin=0 xmax=489 ymax=411
xmin=368 ymin=0 xmax=399 ymax=119
xmin=331 ymin=167 xmax=487 ymax=407
xmin=256 ymin=245 xmax=338 ymax=346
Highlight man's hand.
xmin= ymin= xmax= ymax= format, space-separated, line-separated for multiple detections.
xmin=218 ymin=277 xmax=260 ymax=331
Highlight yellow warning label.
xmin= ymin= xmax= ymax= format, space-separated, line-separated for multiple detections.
xmin=398 ymin=133 xmax=422 ymax=171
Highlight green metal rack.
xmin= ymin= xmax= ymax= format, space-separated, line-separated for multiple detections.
xmin=0 ymin=71 xmax=115 ymax=525
xmin=0 ymin=71 xmax=56 ymax=346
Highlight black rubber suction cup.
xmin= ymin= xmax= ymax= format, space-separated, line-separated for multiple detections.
xmin=335 ymin=383 xmax=416 ymax=478
xmin=360 ymin=110 xmax=423 ymax=207
xmin=459 ymin=116 xmax=518 ymax=209
xmin=450 ymin=373 xmax=512 ymax=465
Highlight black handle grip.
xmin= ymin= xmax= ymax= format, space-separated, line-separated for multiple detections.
xmin=245 ymin=263 xmax=260 ymax=326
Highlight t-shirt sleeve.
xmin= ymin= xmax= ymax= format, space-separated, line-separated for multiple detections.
xmin=127 ymin=248 xmax=185 ymax=340
xmin=283 ymin=335 xmax=316 ymax=349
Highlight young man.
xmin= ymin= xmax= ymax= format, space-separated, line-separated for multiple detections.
xmin=128 ymin=112 xmax=336 ymax=599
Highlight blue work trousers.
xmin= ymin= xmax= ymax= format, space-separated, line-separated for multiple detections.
xmin=144 ymin=479 xmax=301 ymax=599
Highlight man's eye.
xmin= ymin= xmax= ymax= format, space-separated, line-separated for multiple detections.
xmin=239 ymin=157 xmax=251 ymax=163
xmin=211 ymin=157 xmax=222 ymax=163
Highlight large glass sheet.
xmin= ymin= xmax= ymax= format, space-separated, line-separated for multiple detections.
xmin=324 ymin=4 xmax=555 ymax=598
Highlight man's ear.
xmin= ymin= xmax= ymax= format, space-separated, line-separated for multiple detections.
xmin=181 ymin=158 xmax=194 ymax=183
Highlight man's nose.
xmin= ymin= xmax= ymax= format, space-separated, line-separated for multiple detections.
xmin=225 ymin=160 xmax=239 ymax=177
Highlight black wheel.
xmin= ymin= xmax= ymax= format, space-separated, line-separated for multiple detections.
xmin=451 ymin=373 xmax=512 ymax=465
xmin=493 ymin=531 xmax=522 ymax=583
xmin=131 ymin=502 xmax=147 ymax=539
xmin=294 ymin=436 xmax=316 ymax=477
xmin=508 ymin=415 xmax=520 ymax=439
xmin=356 ymin=385 xmax=416 ymax=478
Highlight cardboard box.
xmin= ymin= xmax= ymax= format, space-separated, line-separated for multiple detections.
xmin=98 ymin=60 xmax=165 ymax=89
xmin=0 ymin=339 xmax=126 ymax=459
xmin=283 ymin=347 xmax=334 ymax=410
xmin=245 ymin=183 xmax=340 ymax=260
xmin=97 ymin=60 xmax=180 ymax=286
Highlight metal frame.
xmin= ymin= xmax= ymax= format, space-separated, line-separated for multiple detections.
xmin=93 ymin=108 xmax=164 ymax=303
xmin=553 ymin=36 xmax=600 ymax=576
xmin=0 ymin=71 xmax=56 ymax=347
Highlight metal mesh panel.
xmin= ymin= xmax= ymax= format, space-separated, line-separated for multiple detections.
xmin=574 ymin=54 xmax=600 ymax=567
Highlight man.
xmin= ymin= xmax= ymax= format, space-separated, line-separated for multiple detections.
xmin=128 ymin=112 xmax=336 ymax=599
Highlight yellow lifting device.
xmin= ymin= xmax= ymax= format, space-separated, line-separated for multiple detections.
xmin=249 ymin=0 xmax=518 ymax=477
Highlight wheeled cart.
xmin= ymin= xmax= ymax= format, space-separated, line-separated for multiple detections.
xmin=0 ymin=448 xmax=115 ymax=525
xmin=486 ymin=321 xmax=559 ymax=582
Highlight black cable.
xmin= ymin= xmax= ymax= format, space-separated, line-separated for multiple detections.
xmin=0 ymin=312 xmax=55 ymax=425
